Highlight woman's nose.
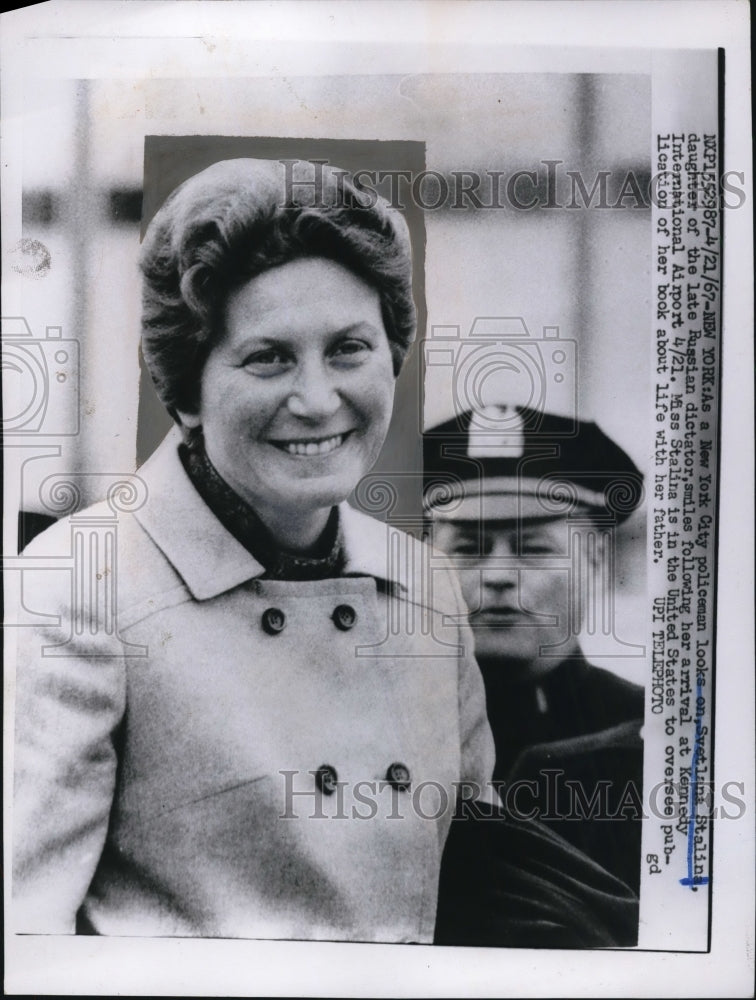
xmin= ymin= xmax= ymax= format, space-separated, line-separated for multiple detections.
xmin=286 ymin=362 xmax=341 ymax=420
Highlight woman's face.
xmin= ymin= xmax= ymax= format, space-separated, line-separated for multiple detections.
xmin=181 ymin=257 xmax=396 ymax=528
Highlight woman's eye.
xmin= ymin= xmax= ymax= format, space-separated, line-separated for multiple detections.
xmin=243 ymin=349 xmax=293 ymax=376
xmin=331 ymin=339 xmax=370 ymax=364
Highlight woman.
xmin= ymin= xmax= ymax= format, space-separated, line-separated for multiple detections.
xmin=12 ymin=158 xmax=496 ymax=942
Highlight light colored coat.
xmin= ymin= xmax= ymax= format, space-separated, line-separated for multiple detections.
xmin=12 ymin=433 xmax=494 ymax=943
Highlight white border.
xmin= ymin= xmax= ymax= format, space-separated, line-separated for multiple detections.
xmin=2 ymin=2 xmax=753 ymax=996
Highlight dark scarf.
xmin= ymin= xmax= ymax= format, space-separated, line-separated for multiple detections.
xmin=180 ymin=439 xmax=345 ymax=581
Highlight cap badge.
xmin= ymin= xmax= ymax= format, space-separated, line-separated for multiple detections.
xmin=467 ymin=405 xmax=525 ymax=458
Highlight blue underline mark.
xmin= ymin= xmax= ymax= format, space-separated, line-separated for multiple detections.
xmin=679 ymin=680 xmax=710 ymax=890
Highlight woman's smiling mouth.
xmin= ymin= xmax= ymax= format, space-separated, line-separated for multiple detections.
xmin=270 ymin=432 xmax=352 ymax=457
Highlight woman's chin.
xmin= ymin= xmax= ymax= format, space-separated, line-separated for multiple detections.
xmin=233 ymin=437 xmax=382 ymax=519
xmin=292 ymin=480 xmax=353 ymax=513
xmin=259 ymin=472 xmax=352 ymax=517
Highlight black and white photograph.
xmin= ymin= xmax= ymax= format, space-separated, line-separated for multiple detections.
xmin=2 ymin=2 xmax=753 ymax=996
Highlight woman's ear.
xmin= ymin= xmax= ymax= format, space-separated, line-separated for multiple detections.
xmin=175 ymin=408 xmax=201 ymax=430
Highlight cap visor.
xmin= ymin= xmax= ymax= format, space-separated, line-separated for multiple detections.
xmin=429 ymin=492 xmax=597 ymax=522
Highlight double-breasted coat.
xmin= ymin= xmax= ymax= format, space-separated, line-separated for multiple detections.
xmin=12 ymin=433 xmax=495 ymax=943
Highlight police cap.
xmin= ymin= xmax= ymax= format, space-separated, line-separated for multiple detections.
xmin=423 ymin=405 xmax=644 ymax=523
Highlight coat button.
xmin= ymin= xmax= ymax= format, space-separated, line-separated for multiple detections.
xmin=386 ymin=762 xmax=411 ymax=791
xmin=261 ymin=607 xmax=286 ymax=635
xmin=332 ymin=604 xmax=357 ymax=631
xmin=315 ymin=764 xmax=339 ymax=795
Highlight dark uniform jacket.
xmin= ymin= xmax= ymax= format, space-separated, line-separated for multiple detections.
xmin=485 ymin=655 xmax=645 ymax=894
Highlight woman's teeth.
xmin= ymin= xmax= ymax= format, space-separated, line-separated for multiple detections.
xmin=281 ymin=434 xmax=345 ymax=456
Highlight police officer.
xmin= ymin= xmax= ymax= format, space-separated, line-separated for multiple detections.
xmin=424 ymin=403 xmax=645 ymax=893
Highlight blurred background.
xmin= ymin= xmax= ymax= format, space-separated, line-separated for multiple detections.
xmin=7 ymin=71 xmax=650 ymax=676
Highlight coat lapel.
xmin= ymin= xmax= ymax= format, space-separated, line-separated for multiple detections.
xmin=134 ymin=431 xmax=409 ymax=599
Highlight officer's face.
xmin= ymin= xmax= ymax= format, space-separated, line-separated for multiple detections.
xmin=433 ymin=517 xmax=580 ymax=682
xmin=182 ymin=257 xmax=396 ymax=531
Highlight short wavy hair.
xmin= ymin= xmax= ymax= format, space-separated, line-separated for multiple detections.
xmin=139 ymin=158 xmax=417 ymax=426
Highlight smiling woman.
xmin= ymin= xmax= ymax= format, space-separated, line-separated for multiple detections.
xmin=138 ymin=157 xmax=417 ymax=562
xmin=12 ymin=158 xmax=497 ymax=942
xmin=182 ymin=258 xmax=396 ymax=551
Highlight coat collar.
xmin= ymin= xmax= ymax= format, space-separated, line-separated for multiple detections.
xmin=134 ymin=430 xmax=406 ymax=600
